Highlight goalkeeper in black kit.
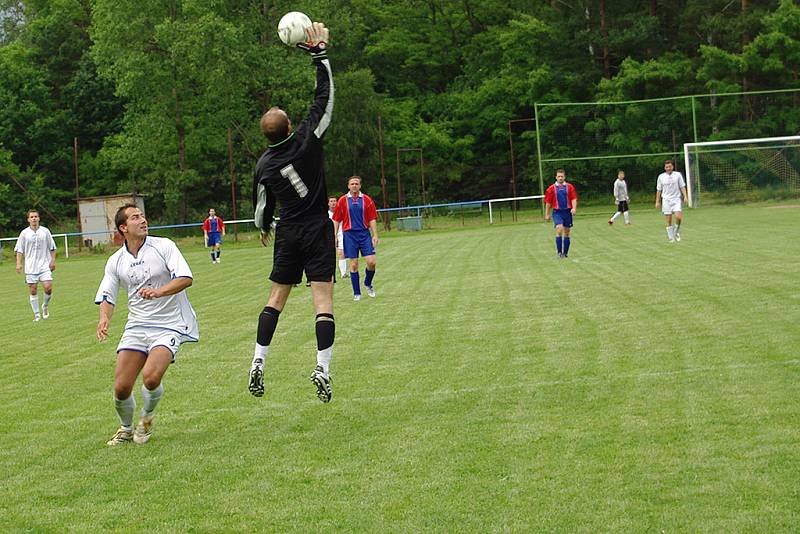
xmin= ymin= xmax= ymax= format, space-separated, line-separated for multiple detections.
xmin=248 ymin=22 xmax=336 ymax=403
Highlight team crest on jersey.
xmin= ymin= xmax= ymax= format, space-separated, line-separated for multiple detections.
xmin=128 ymin=265 xmax=151 ymax=287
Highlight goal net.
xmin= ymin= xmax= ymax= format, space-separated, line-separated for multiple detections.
xmin=684 ymin=135 xmax=800 ymax=207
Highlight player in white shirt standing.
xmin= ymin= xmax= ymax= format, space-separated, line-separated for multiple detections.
xmin=608 ymin=170 xmax=631 ymax=226
xmin=14 ymin=209 xmax=57 ymax=321
xmin=95 ymin=204 xmax=199 ymax=446
xmin=655 ymin=159 xmax=688 ymax=242
xmin=328 ymin=196 xmax=347 ymax=278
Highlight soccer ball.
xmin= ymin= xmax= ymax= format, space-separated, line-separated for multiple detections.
xmin=277 ymin=12 xmax=312 ymax=46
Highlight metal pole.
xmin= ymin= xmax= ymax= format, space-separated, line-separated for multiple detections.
xmin=73 ymin=137 xmax=82 ymax=251
xmin=377 ymin=116 xmax=390 ymax=230
xmin=227 ymin=128 xmax=239 ymax=242
xmin=395 ymin=148 xmax=402 ymax=208
xmin=419 ymin=149 xmax=426 ymax=208
xmin=534 ymin=105 xmax=546 ymax=218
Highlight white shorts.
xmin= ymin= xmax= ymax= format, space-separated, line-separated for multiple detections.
xmin=26 ymin=270 xmax=53 ymax=285
xmin=117 ymin=327 xmax=183 ymax=361
xmin=337 ymin=231 xmax=343 ymax=250
xmin=661 ymin=197 xmax=682 ymax=215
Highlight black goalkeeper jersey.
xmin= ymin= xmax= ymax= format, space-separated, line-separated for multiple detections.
xmin=253 ymin=57 xmax=334 ymax=228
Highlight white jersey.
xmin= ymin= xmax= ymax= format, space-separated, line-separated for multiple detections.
xmin=95 ymin=236 xmax=199 ymax=342
xmin=656 ymin=171 xmax=686 ymax=200
xmin=329 ymin=209 xmax=343 ymax=240
xmin=14 ymin=226 xmax=56 ymax=275
xmin=613 ymin=179 xmax=629 ymax=202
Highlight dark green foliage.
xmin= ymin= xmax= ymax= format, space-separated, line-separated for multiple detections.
xmin=1 ymin=0 xmax=798 ymax=234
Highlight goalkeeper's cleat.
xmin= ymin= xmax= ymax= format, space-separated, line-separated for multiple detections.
xmin=249 ymin=363 xmax=265 ymax=397
xmin=310 ymin=365 xmax=332 ymax=403
xmin=107 ymin=427 xmax=133 ymax=446
xmin=133 ymin=415 xmax=154 ymax=444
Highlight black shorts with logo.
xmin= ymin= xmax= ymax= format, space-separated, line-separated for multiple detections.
xmin=270 ymin=216 xmax=335 ymax=285
xmin=617 ymin=200 xmax=629 ymax=212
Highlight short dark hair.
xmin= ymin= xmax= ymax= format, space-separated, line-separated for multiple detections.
xmin=114 ymin=203 xmax=139 ymax=235
xmin=26 ymin=209 xmax=39 ymax=217
xmin=555 ymin=168 xmax=566 ymax=175
xmin=664 ymin=159 xmax=675 ymax=165
xmin=348 ymin=175 xmax=362 ymax=184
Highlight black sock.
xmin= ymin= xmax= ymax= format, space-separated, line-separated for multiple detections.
xmin=257 ymin=306 xmax=281 ymax=346
xmin=315 ymin=313 xmax=335 ymax=350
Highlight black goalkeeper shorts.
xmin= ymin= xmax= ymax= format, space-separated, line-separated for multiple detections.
xmin=270 ymin=217 xmax=335 ymax=285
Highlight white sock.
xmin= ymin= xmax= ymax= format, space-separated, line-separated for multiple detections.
xmin=141 ymin=383 xmax=164 ymax=418
xmin=667 ymin=226 xmax=674 ymax=239
xmin=338 ymin=259 xmax=347 ymax=277
xmin=252 ymin=343 xmax=269 ymax=367
xmin=610 ymin=211 xmax=620 ymax=221
xmin=114 ymin=394 xmax=136 ymax=429
xmin=43 ymin=293 xmax=52 ymax=308
xmin=623 ymin=212 xmax=630 ymax=223
xmin=316 ymin=346 xmax=332 ymax=375
xmin=29 ymin=295 xmax=40 ymax=316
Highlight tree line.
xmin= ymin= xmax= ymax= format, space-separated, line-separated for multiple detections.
xmin=1 ymin=0 xmax=799 ymax=233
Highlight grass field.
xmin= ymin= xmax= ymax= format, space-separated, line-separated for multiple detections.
xmin=1 ymin=204 xmax=799 ymax=532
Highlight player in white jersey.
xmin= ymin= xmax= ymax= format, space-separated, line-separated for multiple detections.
xmin=655 ymin=159 xmax=688 ymax=242
xmin=14 ymin=209 xmax=56 ymax=321
xmin=608 ymin=170 xmax=631 ymax=226
xmin=328 ymin=196 xmax=347 ymax=278
xmin=96 ymin=204 xmax=199 ymax=446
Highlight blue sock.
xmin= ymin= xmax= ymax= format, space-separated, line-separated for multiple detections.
xmin=555 ymin=236 xmax=562 ymax=254
xmin=216 ymin=250 xmax=221 ymax=259
xmin=350 ymin=271 xmax=360 ymax=295
xmin=210 ymin=251 xmax=215 ymax=261
xmin=364 ymin=269 xmax=375 ymax=288
xmin=564 ymin=237 xmax=571 ymax=256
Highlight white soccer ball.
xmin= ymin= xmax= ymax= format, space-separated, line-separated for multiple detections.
xmin=277 ymin=12 xmax=312 ymax=46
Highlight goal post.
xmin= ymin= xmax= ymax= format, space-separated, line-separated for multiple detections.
xmin=683 ymin=135 xmax=800 ymax=207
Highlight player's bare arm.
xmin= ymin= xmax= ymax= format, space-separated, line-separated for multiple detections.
xmin=571 ymin=199 xmax=577 ymax=215
xmin=138 ymin=277 xmax=193 ymax=300
xmin=369 ymin=219 xmax=379 ymax=247
xmin=96 ymin=300 xmax=114 ymax=341
xmin=545 ymin=204 xmax=552 ymax=221
xmin=15 ymin=252 xmax=22 ymax=274
xmin=49 ymin=250 xmax=56 ymax=272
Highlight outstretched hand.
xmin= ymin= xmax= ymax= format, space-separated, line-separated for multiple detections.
xmin=260 ymin=229 xmax=272 ymax=247
xmin=296 ymin=22 xmax=329 ymax=53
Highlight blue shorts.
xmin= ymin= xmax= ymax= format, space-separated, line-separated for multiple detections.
xmin=207 ymin=232 xmax=222 ymax=247
xmin=552 ymin=210 xmax=573 ymax=228
xmin=343 ymin=230 xmax=375 ymax=259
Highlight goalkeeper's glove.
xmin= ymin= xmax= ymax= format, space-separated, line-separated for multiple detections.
xmin=296 ymin=22 xmax=329 ymax=59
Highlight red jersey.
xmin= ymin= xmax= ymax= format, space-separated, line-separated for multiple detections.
xmin=331 ymin=193 xmax=378 ymax=232
xmin=544 ymin=182 xmax=577 ymax=210
xmin=202 ymin=216 xmax=225 ymax=233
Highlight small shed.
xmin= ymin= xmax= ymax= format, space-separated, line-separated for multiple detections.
xmin=78 ymin=194 xmax=145 ymax=247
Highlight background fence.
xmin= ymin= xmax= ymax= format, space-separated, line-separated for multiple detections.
xmin=511 ymin=88 xmax=800 ymax=202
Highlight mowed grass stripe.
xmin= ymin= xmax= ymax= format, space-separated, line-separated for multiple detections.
xmin=1 ymin=204 xmax=798 ymax=531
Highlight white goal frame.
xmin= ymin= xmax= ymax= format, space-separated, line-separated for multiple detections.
xmin=488 ymin=195 xmax=544 ymax=224
xmin=683 ymin=134 xmax=800 ymax=207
